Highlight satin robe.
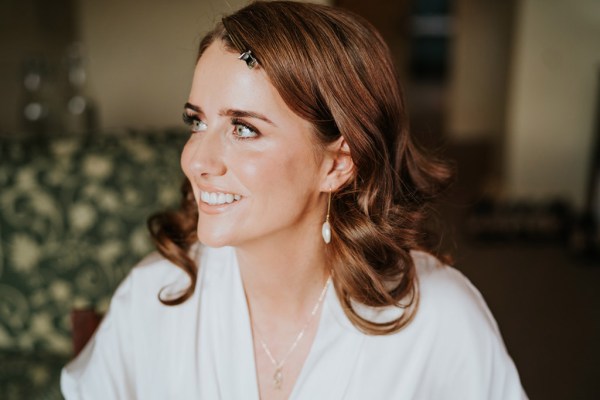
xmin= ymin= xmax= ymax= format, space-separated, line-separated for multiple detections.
xmin=61 ymin=245 xmax=527 ymax=399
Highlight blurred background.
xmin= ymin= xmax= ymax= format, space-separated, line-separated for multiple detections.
xmin=0 ymin=0 xmax=599 ymax=398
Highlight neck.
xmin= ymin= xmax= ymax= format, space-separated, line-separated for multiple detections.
xmin=235 ymin=226 xmax=329 ymax=322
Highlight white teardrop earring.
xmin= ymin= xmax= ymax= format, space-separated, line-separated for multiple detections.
xmin=322 ymin=188 xmax=332 ymax=244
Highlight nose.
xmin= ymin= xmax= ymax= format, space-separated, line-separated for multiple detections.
xmin=181 ymin=129 xmax=227 ymax=180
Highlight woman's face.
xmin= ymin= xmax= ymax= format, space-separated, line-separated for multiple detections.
xmin=181 ymin=41 xmax=330 ymax=248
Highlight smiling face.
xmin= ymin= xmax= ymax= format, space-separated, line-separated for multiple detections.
xmin=181 ymin=41 xmax=331 ymax=249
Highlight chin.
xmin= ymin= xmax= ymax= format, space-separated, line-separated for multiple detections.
xmin=196 ymin=227 xmax=234 ymax=248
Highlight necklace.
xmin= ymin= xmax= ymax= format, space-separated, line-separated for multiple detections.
xmin=255 ymin=277 xmax=331 ymax=390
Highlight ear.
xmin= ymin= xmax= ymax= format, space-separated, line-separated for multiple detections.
xmin=320 ymin=136 xmax=355 ymax=192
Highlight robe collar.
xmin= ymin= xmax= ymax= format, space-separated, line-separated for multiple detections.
xmin=200 ymin=245 xmax=365 ymax=399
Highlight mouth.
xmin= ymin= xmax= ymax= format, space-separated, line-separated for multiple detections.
xmin=199 ymin=190 xmax=242 ymax=206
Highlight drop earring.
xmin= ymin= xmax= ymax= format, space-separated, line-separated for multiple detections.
xmin=322 ymin=188 xmax=332 ymax=244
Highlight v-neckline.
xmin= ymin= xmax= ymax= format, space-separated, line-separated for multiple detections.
xmin=287 ymin=285 xmax=366 ymax=399
xmin=249 ymin=281 xmax=331 ymax=399
xmin=206 ymin=246 xmax=365 ymax=400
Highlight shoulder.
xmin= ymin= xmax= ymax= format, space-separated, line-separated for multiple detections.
xmin=351 ymin=251 xmax=525 ymax=398
xmin=408 ymin=251 xmax=525 ymax=398
xmin=60 ymin=251 xmax=184 ymax=399
xmin=412 ymin=250 xmax=499 ymax=331
xmin=409 ymin=250 xmax=505 ymax=352
xmin=357 ymin=250 xmax=499 ymax=333
xmin=412 ymin=249 xmax=477 ymax=299
xmin=61 ymin=245 xmax=228 ymax=399
xmin=113 ymin=246 xmax=199 ymax=304
xmin=129 ymin=249 xmax=191 ymax=287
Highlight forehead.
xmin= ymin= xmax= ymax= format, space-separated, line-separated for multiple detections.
xmin=191 ymin=41 xmax=264 ymax=100
xmin=189 ymin=41 xmax=326 ymax=163
xmin=190 ymin=42 xmax=306 ymax=128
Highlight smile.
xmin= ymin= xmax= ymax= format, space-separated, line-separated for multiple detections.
xmin=200 ymin=191 xmax=242 ymax=206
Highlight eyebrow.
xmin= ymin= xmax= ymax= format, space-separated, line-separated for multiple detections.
xmin=184 ymin=102 xmax=276 ymax=126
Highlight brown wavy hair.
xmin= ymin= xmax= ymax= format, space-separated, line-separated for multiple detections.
xmin=148 ymin=1 xmax=452 ymax=334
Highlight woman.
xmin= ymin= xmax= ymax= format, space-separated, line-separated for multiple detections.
xmin=62 ymin=1 xmax=526 ymax=399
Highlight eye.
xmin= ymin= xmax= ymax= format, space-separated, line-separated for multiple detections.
xmin=233 ymin=121 xmax=258 ymax=139
xmin=192 ymin=119 xmax=208 ymax=133
xmin=182 ymin=112 xmax=208 ymax=133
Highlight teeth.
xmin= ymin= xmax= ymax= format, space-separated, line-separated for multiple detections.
xmin=201 ymin=191 xmax=209 ymax=203
xmin=200 ymin=191 xmax=242 ymax=205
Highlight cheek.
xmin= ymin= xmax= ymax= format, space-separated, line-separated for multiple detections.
xmin=180 ymin=141 xmax=201 ymax=202
xmin=180 ymin=140 xmax=194 ymax=179
xmin=240 ymin=150 xmax=317 ymax=197
xmin=280 ymin=146 xmax=320 ymax=183
xmin=231 ymin=153 xmax=267 ymax=195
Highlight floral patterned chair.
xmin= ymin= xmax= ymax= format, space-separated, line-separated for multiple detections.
xmin=0 ymin=130 xmax=187 ymax=399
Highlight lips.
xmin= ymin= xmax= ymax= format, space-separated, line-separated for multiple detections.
xmin=199 ymin=190 xmax=242 ymax=206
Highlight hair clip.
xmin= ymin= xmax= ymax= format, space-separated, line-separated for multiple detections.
xmin=238 ymin=50 xmax=258 ymax=69
xmin=222 ymin=18 xmax=258 ymax=70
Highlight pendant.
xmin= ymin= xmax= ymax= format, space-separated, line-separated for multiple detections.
xmin=273 ymin=367 xmax=283 ymax=390
xmin=322 ymin=221 xmax=331 ymax=244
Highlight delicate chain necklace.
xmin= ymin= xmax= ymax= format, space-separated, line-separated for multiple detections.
xmin=255 ymin=277 xmax=331 ymax=390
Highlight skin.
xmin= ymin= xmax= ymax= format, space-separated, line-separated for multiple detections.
xmin=181 ymin=41 xmax=354 ymax=399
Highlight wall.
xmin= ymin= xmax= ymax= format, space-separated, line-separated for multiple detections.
xmin=77 ymin=0 xmax=329 ymax=132
xmin=0 ymin=0 xmax=75 ymax=135
xmin=505 ymin=0 xmax=600 ymax=209
xmin=447 ymin=0 xmax=515 ymax=141
xmin=76 ymin=0 xmax=247 ymax=132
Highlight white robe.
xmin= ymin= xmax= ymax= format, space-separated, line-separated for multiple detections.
xmin=61 ymin=245 xmax=527 ymax=399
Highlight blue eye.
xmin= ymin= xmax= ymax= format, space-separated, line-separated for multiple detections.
xmin=233 ymin=122 xmax=258 ymax=139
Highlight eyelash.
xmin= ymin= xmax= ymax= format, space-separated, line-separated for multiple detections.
xmin=231 ymin=118 xmax=259 ymax=140
xmin=182 ymin=112 xmax=260 ymax=140
xmin=182 ymin=113 xmax=205 ymax=134
xmin=182 ymin=112 xmax=194 ymax=125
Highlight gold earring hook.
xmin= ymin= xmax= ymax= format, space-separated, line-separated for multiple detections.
xmin=325 ymin=187 xmax=332 ymax=223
